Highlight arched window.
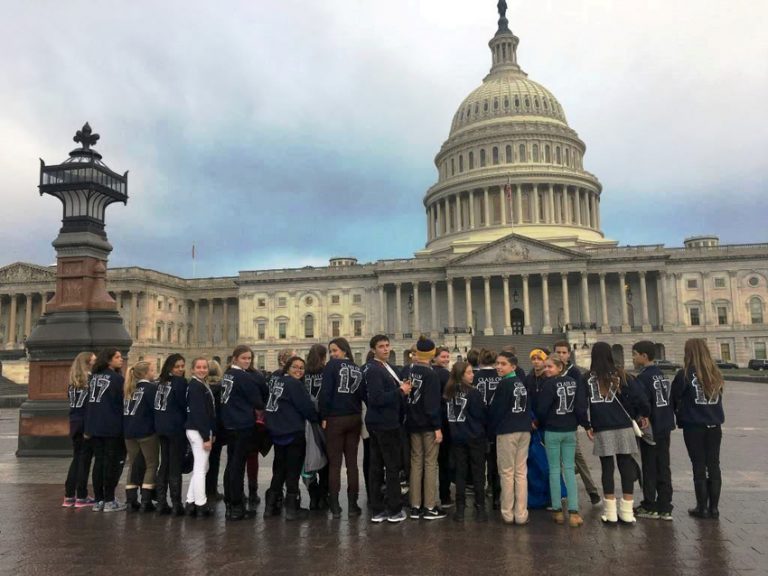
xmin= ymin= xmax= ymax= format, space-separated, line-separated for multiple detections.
xmin=545 ymin=145 xmax=551 ymax=163
xmin=493 ymin=98 xmax=499 ymax=110
xmin=751 ymin=297 xmax=764 ymax=324
xmin=543 ymin=99 xmax=549 ymax=110
xmin=451 ymin=158 xmax=455 ymax=176
xmin=532 ymin=144 xmax=540 ymax=162
xmin=504 ymin=96 xmax=509 ymax=109
xmin=565 ymin=148 xmax=571 ymax=166
xmin=534 ymin=97 xmax=540 ymax=109
xmin=514 ymin=97 xmax=520 ymax=109
xmin=304 ymin=314 xmax=314 ymax=338
xmin=519 ymin=144 xmax=526 ymax=162
xmin=492 ymin=146 xmax=499 ymax=165
xmin=480 ymin=149 xmax=487 ymax=167
xmin=524 ymin=96 xmax=530 ymax=109
xmin=556 ymin=146 xmax=562 ymax=164
xmin=505 ymin=145 xmax=513 ymax=163
xmin=469 ymin=151 xmax=474 ymax=170
xmin=459 ymin=155 xmax=464 ymax=172
xmin=483 ymin=100 xmax=489 ymax=112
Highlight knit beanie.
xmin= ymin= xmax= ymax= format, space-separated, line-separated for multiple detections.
xmin=529 ymin=348 xmax=548 ymax=361
xmin=414 ymin=335 xmax=436 ymax=362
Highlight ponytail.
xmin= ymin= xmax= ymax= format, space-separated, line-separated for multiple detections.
xmin=125 ymin=361 xmax=151 ymax=399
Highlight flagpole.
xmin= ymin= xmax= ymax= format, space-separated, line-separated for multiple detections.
xmin=192 ymin=243 xmax=196 ymax=278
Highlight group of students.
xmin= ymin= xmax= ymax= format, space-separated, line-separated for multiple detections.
xmin=63 ymin=332 xmax=725 ymax=526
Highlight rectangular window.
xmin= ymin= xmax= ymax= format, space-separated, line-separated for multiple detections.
xmin=168 ymin=302 xmax=173 ymax=311
xmin=352 ymin=294 xmax=362 ymax=304
xmin=714 ymin=277 xmax=726 ymax=289
xmin=687 ymin=279 xmax=698 ymax=289
xmin=258 ymin=298 xmax=266 ymax=307
xmin=257 ymin=322 xmax=266 ymax=340
xmin=331 ymin=320 xmax=340 ymax=338
xmin=354 ymin=319 xmax=363 ymax=337
xmin=331 ymin=295 xmax=340 ymax=305
xmin=256 ymin=354 xmax=266 ymax=370
xmin=278 ymin=297 xmax=287 ymax=307
xmin=720 ymin=343 xmax=731 ymax=362
xmin=689 ymin=307 xmax=700 ymax=326
xmin=717 ymin=306 xmax=728 ymax=325
xmin=278 ymin=322 xmax=287 ymax=339
xmin=755 ymin=341 xmax=767 ymax=360
xmin=157 ymin=300 xmax=162 ymax=310
xmin=178 ymin=305 xmax=183 ymax=313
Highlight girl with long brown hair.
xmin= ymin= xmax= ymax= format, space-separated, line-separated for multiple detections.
xmin=672 ymin=338 xmax=725 ymax=519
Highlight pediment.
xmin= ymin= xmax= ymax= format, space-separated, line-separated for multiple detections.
xmin=0 ymin=262 xmax=56 ymax=284
xmin=450 ymin=234 xmax=585 ymax=266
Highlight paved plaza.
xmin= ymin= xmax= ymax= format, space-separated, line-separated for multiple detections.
xmin=0 ymin=380 xmax=766 ymax=576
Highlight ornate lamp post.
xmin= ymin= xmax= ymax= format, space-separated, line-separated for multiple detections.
xmin=17 ymin=124 xmax=132 ymax=456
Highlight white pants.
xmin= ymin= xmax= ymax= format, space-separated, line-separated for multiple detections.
xmin=185 ymin=430 xmax=210 ymax=505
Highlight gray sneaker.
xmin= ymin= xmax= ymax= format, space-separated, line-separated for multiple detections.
xmin=103 ymin=499 xmax=127 ymax=513
xmin=92 ymin=501 xmax=105 ymax=512
xmin=658 ymin=512 xmax=673 ymax=521
xmin=388 ymin=509 xmax=407 ymax=523
xmin=371 ymin=511 xmax=389 ymax=523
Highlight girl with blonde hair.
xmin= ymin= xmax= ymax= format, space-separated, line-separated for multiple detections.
xmin=672 ymin=338 xmax=725 ymax=519
xmin=63 ymin=351 xmax=96 ymax=508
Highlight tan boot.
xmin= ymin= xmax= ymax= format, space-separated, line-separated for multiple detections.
xmin=552 ymin=510 xmax=565 ymax=524
xmin=568 ymin=511 xmax=584 ymax=527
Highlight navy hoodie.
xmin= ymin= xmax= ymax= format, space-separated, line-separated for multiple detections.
xmin=583 ymin=372 xmax=650 ymax=432
xmin=401 ymin=363 xmax=442 ymax=433
xmin=672 ymin=369 xmax=725 ymax=428
xmin=525 ymin=370 xmax=548 ymax=417
xmin=221 ymin=367 xmax=266 ymax=430
xmin=489 ymin=373 xmax=532 ymax=436
xmin=186 ymin=377 xmax=217 ymax=442
xmin=319 ymin=358 xmax=364 ymax=419
xmin=474 ymin=367 xmax=502 ymax=406
xmin=265 ymin=374 xmax=318 ymax=440
xmin=304 ymin=371 xmax=324 ymax=405
xmin=123 ymin=380 xmax=157 ymax=439
xmin=636 ymin=365 xmax=676 ymax=438
xmin=447 ymin=387 xmax=487 ymax=444
xmin=535 ymin=374 xmax=589 ymax=432
xmin=84 ymin=369 xmax=124 ymax=438
xmin=364 ymin=360 xmax=405 ymax=432
xmin=154 ymin=375 xmax=188 ymax=437
xmin=68 ymin=381 xmax=90 ymax=436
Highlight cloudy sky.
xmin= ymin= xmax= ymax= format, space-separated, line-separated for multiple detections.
xmin=1 ymin=0 xmax=765 ymax=277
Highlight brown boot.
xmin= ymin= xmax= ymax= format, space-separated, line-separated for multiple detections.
xmin=552 ymin=510 xmax=565 ymax=524
xmin=569 ymin=511 xmax=584 ymax=527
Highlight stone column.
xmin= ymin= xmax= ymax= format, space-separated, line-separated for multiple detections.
xmin=561 ymin=274 xmax=570 ymax=328
xmin=532 ymin=184 xmax=540 ymax=223
xmin=465 ymin=277 xmax=473 ymax=331
xmin=522 ymin=274 xmax=532 ymax=334
xmin=595 ymin=195 xmax=601 ymax=229
xmin=454 ymin=195 xmax=461 ymax=231
xmin=378 ymin=286 xmax=386 ymax=332
xmin=223 ymin=298 xmax=229 ymax=345
xmin=430 ymin=281 xmax=438 ymax=335
xmin=0 ymin=296 xmax=3 ymax=342
xmin=500 ymin=187 xmax=507 ymax=225
xmin=412 ymin=282 xmax=420 ymax=334
xmin=207 ymin=299 xmax=214 ymax=346
xmin=515 ymin=184 xmax=523 ymax=224
xmin=672 ymin=273 xmax=683 ymax=326
xmin=8 ymin=294 xmax=17 ymax=345
xmin=580 ymin=272 xmax=591 ymax=325
xmin=548 ymin=184 xmax=555 ymax=223
xmin=41 ymin=292 xmax=48 ymax=314
xmin=23 ymin=293 xmax=33 ymax=339
xmin=395 ymin=283 xmax=402 ymax=336
xmin=483 ymin=188 xmax=490 ymax=226
xmin=701 ymin=272 xmax=710 ymax=326
xmin=193 ymin=299 xmax=200 ymax=345
xmin=468 ymin=190 xmax=475 ymax=228
xmin=447 ymin=278 xmax=455 ymax=329
xmin=443 ymin=198 xmax=449 ymax=233
xmin=502 ymin=275 xmax=512 ymax=335
xmin=541 ymin=273 xmax=552 ymax=334
xmin=575 ymin=189 xmax=582 ymax=226
xmin=483 ymin=276 xmax=494 ymax=335
xmin=599 ymin=273 xmax=609 ymax=333
xmin=129 ymin=292 xmax=138 ymax=340
xmin=564 ymin=185 xmax=571 ymax=224
xmin=728 ymin=271 xmax=739 ymax=326
xmin=436 ymin=201 xmax=443 ymax=236
xmin=619 ymin=272 xmax=630 ymax=332
xmin=639 ymin=271 xmax=651 ymax=332
xmin=656 ymin=271 xmax=665 ymax=328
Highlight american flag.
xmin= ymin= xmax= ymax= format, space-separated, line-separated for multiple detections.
xmin=504 ymin=183 xmax=512 ymax=200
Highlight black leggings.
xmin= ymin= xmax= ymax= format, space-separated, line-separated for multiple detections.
xmin=224 ymin=427 xmax=254 ymax=507
xmin=270 ymin=435 xmax=307 ymax=496
xmin=65 ymin=432 xmax=93 ymax=499
xmin=91 ymin=437 xmax=124 ymax=502
xmin=600 ymin=454 xmax=636 ymax=495
xmin=157 ymin=434 xmax=186 ymax=503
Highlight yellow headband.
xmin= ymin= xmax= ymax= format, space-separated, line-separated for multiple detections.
xmin=529 ymin=349 xmax=548 ymax=361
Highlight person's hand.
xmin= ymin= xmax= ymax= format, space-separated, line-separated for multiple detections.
xmin=531 ymin=420 xmax=538 ymax=431
xmin=400 ymin=380 xmax=412 ymax=396
xmin=322 ymin=420 xmax=327 ymax=430
xmin=586 ymin=428 xmax=594 ymax=441
xmin=639 ymin=417 xmax=650 ymax=429
xmin=203 ymin=440 xmax=212 ymax=451
xmin=435 ymin=429 xmax=443 ymax=444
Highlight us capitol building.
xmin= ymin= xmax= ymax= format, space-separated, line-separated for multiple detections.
xmin=1 ymin=8 xmax=766 ymax=372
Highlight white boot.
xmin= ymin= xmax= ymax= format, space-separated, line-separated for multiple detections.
xmin=618 ymin=498 xmax=636 ymax=524
xmin=601 ymin=498 xmax=618 ymax=524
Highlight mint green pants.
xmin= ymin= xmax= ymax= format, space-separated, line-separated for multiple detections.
xmin=544 ymin=430 xmax=578 ymax=511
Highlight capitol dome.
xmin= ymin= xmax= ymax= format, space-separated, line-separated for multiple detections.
xmin=420 ymin=9 xmax=615 ymax=256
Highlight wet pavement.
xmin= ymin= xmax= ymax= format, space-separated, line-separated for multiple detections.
xmin=0 ymin=381 xmax=766 ymax=576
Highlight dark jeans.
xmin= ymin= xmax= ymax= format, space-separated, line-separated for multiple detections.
xmin=369 ymin=428 xmax=403 ymax=515
xmin=683 ymin=425 xmax=722 ymax=507
xmin=326 ymin=414 xmax=362 ymax=494
xmin=65 ymin=432 xmax=93 ymax=499
xmin=486 ymin=440 xmax=500 ymax=500
xmin=224 ymin=427 xmax=254 ymax=507
xmin=270 ymin=435 xmax=306 ymax=496
xmin=640 ymin=433 xmax=673 ymax=513
xmin=91 ymin=437 xmax=124 ymax=502
xmin=438 ymin=426 xmax=453 ymax=501
xmin=206 ymin=437 xmax=224 ymax=495
xmin=362 ymin=438 xmax=371 ymax=499
xmin=157 ymin=433 xmax=186 ymax=504
xmin=452 ymin=439 xmax=486 ymax=507
xmin=599 ymin=453 xmax=636 ymax=495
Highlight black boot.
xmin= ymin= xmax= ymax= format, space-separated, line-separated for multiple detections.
xmin=229 ymin=503 xmax=245 ymax=521
xmin=688 ymin=481 xmax=710 ymax=519
xmin=125 ymin=488 xmax=140 ymax=512
xmin=708 ymin=477 xmax=721 ymax=520
xmin=285 ymin=493 xmax=309 ymax=521
xmin=140 ymin=487 xmax=156 ymax=512
xmin=347 ymin=492 xmax=362 ymax=517
xmin=197 ymin=502 xmax=212 ymax=517
xmin=248 ymin=486 xmax=261 ymax=514
xmin=225 ymin=502 xmax=232 ymax=520
xmin=184 ymin=502 xmax=197 ymax=517
xmin=156 ymin=482 xmax=171 ymax=515
xmin=328 ymin=493 xmax=342 ymax=519
xmin=170 ymin=478 xmax=185 ymax=517
xmin=263 ymin=488 xmax=281 ymax=518
xmin=308 ymin=482 xmax=321 ymax=511
xmin=453 ymin=499 xmax=466 ymax=522
xmin=475 ymin=501 xmax=488 ymax=522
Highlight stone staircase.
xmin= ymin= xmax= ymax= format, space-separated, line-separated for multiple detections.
xmin=470 ymin=333 xmax=567 ymax=370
